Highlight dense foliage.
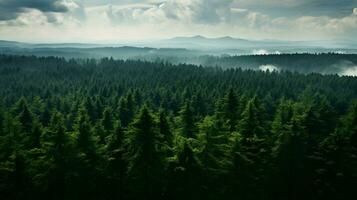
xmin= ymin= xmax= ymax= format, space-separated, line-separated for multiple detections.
xmin=0 ymin=55 xmax=356 ymax=200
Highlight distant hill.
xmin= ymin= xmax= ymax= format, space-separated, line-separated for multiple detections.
xmin=153 ymin=35 xmax=357 ymax=50
xmin=0 ymin=37 xmax=357 ymax=60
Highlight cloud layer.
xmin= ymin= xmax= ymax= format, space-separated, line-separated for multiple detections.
xmin=0 ymin=0 xmax=356 ymax=42
xmin=0 ymin=0 xmax=75 ymax=20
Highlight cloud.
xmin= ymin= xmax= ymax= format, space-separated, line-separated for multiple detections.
xmin=233 ymin=0 xmax=357 ymax=18
xmin=0 ymin=0 xmax=78 ymax=21
xmin=0 ymin=0 xmax=357 ymax=42
xmin=104 ymin=0 xmax=234 ymax=25
xmin=292 ymin=10 xmax=357 ymax=37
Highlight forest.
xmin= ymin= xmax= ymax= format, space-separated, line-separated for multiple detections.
xmin=0 ymin=54 xmax=357 ymax=200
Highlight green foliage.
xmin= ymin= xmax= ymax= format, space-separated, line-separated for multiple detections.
xmin=124 ymin=107 xmax=165 ymax=199
xmin=238 ymin=97 xmax=268 ymax=138
xmin=178 ymin=102 xmax=197 ymax=138
xmin=0 ymin=55 xmax=356 ymax=199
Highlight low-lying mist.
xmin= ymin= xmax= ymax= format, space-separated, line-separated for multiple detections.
xmin=259 ymin=64 xmax=280 ymax=72
xmin=331 ymin=60 xmax=357 ymax=77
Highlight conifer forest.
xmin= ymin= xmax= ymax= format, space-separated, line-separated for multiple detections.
xmin=0 ymin=54 xmax=356 ymax=200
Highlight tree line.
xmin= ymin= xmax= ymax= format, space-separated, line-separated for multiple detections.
xmin=0 ymin=55 xmax=356 ymax=200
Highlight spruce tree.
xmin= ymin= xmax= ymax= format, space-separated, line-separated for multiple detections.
xmin=75 ymin=106 xmax=97 ymax=160
xmin=167 ymin=139 xmax=202 ymax=200
xmin=105 ymin=121 xmax=126 ymax=200
xmin=272 ymin=117 xmax=310 ymax=200
xmin=233 ymin=97 xmax=270 ymax=199
xmin=124 ymin=106 xmax=165 ymax=199
xmin=158 ymin=110 xmax=173 ymax=156
xmin=220 ymin=89 xmax=240 ymax=132
xmin=17 ymin=101 xmax=34 ymax=135
xmin=178 ymin=102 xmax=197 ymax=138
xmin=42 ymin=112 xmax=76 ymax=199
xmin=238 ymin=97 xmax=267 ymax=138
xmin=74 ymin=106 xmax=100 ymax=197
xmin=118 ymin=96 xmax=134 ymax=128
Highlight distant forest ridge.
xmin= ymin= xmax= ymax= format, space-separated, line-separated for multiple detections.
xmin=0 ymin=53 xmax=357 ymax=76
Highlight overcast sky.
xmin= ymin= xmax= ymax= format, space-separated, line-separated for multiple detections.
xmin=0 ymin=0 xmax=356 ymax=43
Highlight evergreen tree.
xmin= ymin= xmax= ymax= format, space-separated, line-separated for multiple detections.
xmin=41 ymin=112 xmax=76 ymax=199
xmin=118 ymin=96 xmax=135 ymax=128
xmin=272 ymin=116 xmax=310 ymax=200
xmin=167 ymin=139 xmax=202 ymax=200
xmin=105 ymin=121 xmax=126 ymax=200
xmin=197 ymin=116 xmax=228 ymax=199
xmin=238 ymin=97 xmax=268 ymax=138
xmin=102 ymin=107 xmax=114 ymax=134
xmin=0 ymin=106 xmax=4 ymax=136
xmin=220 ymin=89 xmax=240 ymax=132
xmin=178 ymin=102 xmax=197 ymax=138
xmin=95 ymin=107 xmax=114 ymax=144
xmin=272 ymin=100 xmax=294 ymax=136
xmin=197 ymin=116 xmax=227 ymax=171
xmin=158 ymin=110 xmax=173 ymax=156
xmin=17 ymin=100 xmax=34 ymax=135
xmin=75 ymin=106 xmax=97 ymax=160
xmin=74 ymin=106 xmax=100 ymax=198
xmin=124 ymin=107 xmax=165 ymax=199
xmin=231 ymin=97 xmax=270 ymax=199
xmin=344 ymin=100 xmax=357 ymax=146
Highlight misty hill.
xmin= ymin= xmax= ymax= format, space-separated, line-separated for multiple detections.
xmin=157 ymin=35 xmax=290 ymax=49
xmin=151 ymin=36 xmax=357 ymax=50
xmin=1 ymin=40 xmax=357 ymax=76
xmin=0 ymin=42 xmax=200 ymax=59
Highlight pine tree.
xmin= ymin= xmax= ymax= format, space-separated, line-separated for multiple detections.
xmin=95 ymin=107 xmax=114 ymax=144
xmin=118 ymin=96 xmax=135 ymax=128
xmin=197 ymin=116 xmax=227 ymax=171
xmin=232 ymin=97 xmax=270 ymax=199
xmin=17 ymin=100 xmax=34 ymax=135
xmin=158 ymin=110 xmax=173 ymax=156
xmin=12 ymin=150 xmax=28 ymax=199
xmin=197 ymin=116 xmax=228 ymax=199
xmin=74 ymin=106 xmax=101 ymax=198
xmin=124 ymin=106 xmax=165 ymax=199
xmin=167 ymin=139 xmax=202 ymax=200
xmin=272 ymin=100 xmax=294 ymax=136
xmin=102 ymin=107 xmax=114 ymax=134
xmin=75 ymin=106 xmax=97 ymax=160
xmin=238 ymin=97 xmax=268 ymax=138
xmin=272 ymin=116 xmax=310 ymax=200
xmin=344 ymin=100 xmax=357 ymax=147
xmin=220 ymin=89 xmax=240 ymax=132
xmin=14 ymin=99 xmax=43 ymax=149
xmin=105 ymin=121 xmax=126 ymax=200
xmin=178 ymin=102 xmax=197 ymax=138
xmin=29 ymin=122 xmax=42 ymax=149
xmin=41 ymin=111 xmax=76 ymax=199
xmin=0 ymin=106 xmax=4 ymax=136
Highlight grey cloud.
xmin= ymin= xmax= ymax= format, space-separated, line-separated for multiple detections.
xmin=160 ymin=0 xmax=233 ymax=24
xmin=0 ymin=0 xmax=70 ymax=20
xmin=233 ymin=0 xmax=357 ymax=18
xmin=106 ymin=0 xmax=234 ymax=25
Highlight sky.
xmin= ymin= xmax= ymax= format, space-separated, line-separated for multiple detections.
xmin=0 ymin=0 xmax=356 ymax=43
